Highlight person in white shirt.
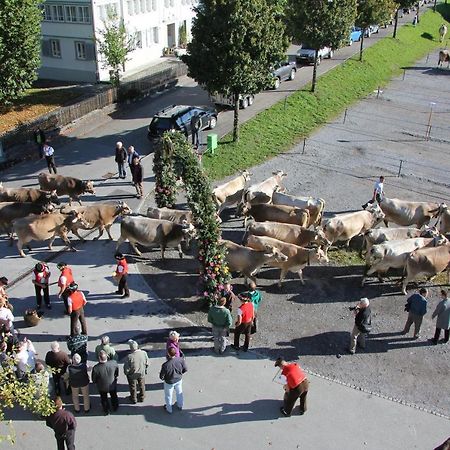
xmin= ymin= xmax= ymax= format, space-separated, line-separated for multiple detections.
xmin=0 ymin=297 xmax=14 ymax=332
xmin=362 ymin=176 xmax=384 ymax=209
xmin=16 ymin=338 xmax=37 ymax=379
xmin=42 ymin=140 xmax=57 ymax=174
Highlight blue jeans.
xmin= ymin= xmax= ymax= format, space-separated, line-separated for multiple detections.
xmin=164 ymin=380 xmax=183 ymax=413
xmin=117 ymin=162 xmax=126 ymax=178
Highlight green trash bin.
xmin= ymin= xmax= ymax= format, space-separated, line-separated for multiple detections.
xmin=207 ymin=134 xmax=218 ymax=155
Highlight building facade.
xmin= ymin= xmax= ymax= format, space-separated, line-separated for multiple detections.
xmin=39 ymin=0 xmax=197 ymax=82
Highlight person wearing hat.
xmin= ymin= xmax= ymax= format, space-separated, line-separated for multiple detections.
xmin=113 ymin=253 xmax=129 ymax=298
xmin=67 ymin=283 xmax=87 ymax=336
xmin=348 ymin=297 xmax=372 ymax=355
xmin=166 ymin=330 xmax=183 ymax=359
xmin=124 ymin=340 xmax=149 ymax=404
xmin=57 ymin=263 xmax=75 ymax=315
xmin=275 ymin=357 xmax=309 ymax=417
xmin=114 ymin=141 xmax=127 ymax=179
xmin=32 ymin=262 xmax=51 ymax=310
xmin=232 ymin=293 xmax=255 ymax=352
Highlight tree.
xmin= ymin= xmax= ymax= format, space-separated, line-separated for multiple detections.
xmin=0 ymin=0 xmax=42 ymax=104
xmin=356 ymin=0 xmax=396 ymax=61
xmin=393 ymin=0 xmax=417 ymax=38
xmin=96 ymin=9 xmax=134 ymax=86
xmin=183 ymin=0 xmax=288 ymax=142
xmin=288 ymin=0 xmax=357 ymax=92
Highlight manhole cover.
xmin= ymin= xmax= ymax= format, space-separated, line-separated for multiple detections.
xmin=103 ymin=172 xmax=116 ymax=179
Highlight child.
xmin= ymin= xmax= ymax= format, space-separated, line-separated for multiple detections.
xmin=247 ymin=281 xmax=262 ymax=333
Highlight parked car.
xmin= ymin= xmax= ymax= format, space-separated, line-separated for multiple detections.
xmin=349 ymin=27 xmax=362 ymax=45
xmin=147 ymin=105 xmax=217 ymax=140
xmin=210 ymin=92 xmax=255 ymax=109
xmin=365 ymin=25 xmax=380 ymax=37
xmin=271 ymin=61 xmax=297 ymax=89
xmin=296 ymin=45 xmax=333 ymax=65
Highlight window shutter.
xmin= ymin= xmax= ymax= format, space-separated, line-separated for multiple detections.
xmin=85 ymin=43 xmax=96 ymax=61
xmin=42 ymin=40 xmax=51 ymax=57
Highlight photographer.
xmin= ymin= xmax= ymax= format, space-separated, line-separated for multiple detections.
xmin=348 ymin=298 xmax=372 ymax=355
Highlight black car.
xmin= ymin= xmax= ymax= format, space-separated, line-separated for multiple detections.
xmin=147 ymin=105 xmax=218 ymax=140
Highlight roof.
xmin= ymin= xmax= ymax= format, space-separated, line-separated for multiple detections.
xmin=155 ymin=105 xmax=192 ymax=118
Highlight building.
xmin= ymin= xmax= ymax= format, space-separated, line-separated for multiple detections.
xmin=39 ymin=0 xmax=197 ymax=83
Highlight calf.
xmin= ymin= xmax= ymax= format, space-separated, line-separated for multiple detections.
xmin=242 ymin=203 xmax=310 ymax=228
xmin=213 ymin=170 xmax=251 ymax=215
xmin=146 ymin=206 xmax=193 ymax=224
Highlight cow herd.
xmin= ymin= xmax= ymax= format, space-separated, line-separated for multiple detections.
xmin=0 ymin=169 xmax=449 ymax=296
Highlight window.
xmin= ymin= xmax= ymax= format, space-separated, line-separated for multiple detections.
xmin=43 ymin=5 xmax=52 ymax=20
xmin=65 ymin=5 xmax=77 ymax=22
xmin=50 ymin=39 xmax=61 ymax=58
xmin=134 ymin=0 xmax=140 ymax=14
xmin=146 ymin=0 xmax=152 ymax=11
xmin=127 ymin=0 xmax=134 ymax=15
xmin=153 ymin=27 xmax=159 ymax=43
xmin=135 ymin=31 xmax=142 ymax=49
xmin=52 ymin=5 xmax=65 ymax=21
xmin=64 ymin=5 xmax=90 ymax=23
xmin=164 ymin=0 xmax=169 ymax=7
xmin=170 ymin=0 xmax=174 ymax=6
xmin=75 ymin=41 xmax=86 ymax=60
xmin=152 ymin=0 xmax=157 ymax=10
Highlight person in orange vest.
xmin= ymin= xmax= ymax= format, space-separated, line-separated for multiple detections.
xmin=67 ymin=283 xmax=87 ymax=336
xmin=32 ymin=262 xmax=51 ymax=310
xmin=57 ymin=262 xmax=75 ymax=315
xmin=114 ymin=253 xmax=130 ymax=298
xmin=232 ymin=293 xmax=255 ymax=352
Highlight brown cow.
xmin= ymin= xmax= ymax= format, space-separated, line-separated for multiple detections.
xmin=213 ymin=170 xmax=251 ymax=215
xmin=38 ymin=173 xmax=95 ymax=206
xmin=242 ymin=204 xmax=310 ymax=228
xmin=146 ymin=206 xmax=193 ymax=224
xmin=439 ymin=205 xmax=450 ymax=234
xmin=438 ymin=49 xmax=450 ymax=68
xmin=0 ymin=184 xmax=60 ymax=205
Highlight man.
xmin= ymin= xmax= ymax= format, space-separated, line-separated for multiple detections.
xmin=114 ymin=253 xmax=129 ymax=298
xmin=45 ymin=341 xmax=71 ymax=396
xmin=66 ymin=283 xmax=87 ymax=337
xmin=190 ymin=114 xmax=201 ymax=148
xmin=232 ymin=294 xmax=255 ymax=352
xmin=362 ymin=175 xmax=384 ymax=209
xmin=127 ymin=145 xmax=140 ymax=169
xmin=130 ymin=155 xmax=144 ymax=199
xmin=68 ymin=353 xmax=90 ymax=413
xmin=430 ymin=289 xmax=450 ymax=345
xmin=159 ymin=347 xmax=187 ymax=414
xmin=220 ymin=282 xmax=237 ymax=312
xmin=32 ymin=262 xmax=51 ymax=310
xmin=34 ymin=128 xmax=46 ymax=159
xmin=348 ymin=298 xmax=372 ymax=354
xmin=92 ymin=350 xmax=119 ymax=415
xmin=402 ymin=287 xmax=428 ymax=339
xmin=275 ymin=357 xmax=309 ymax=417
xmin=247 ymin=281 xmax=262 ymax=333
xmin=42 ymin=140 xmax=57 ymax=174
xmin=46 ymin=397 xmax=77 ymax=450
xmin=95 ymin=335 xmax=118 ymax=361
xmin=115 ymin=141 xmax=127 ymax=179
xmin=207 ymin=297 xmax=232 ymax=354
xmin=57 ymin=262 xmax=75 ymax=315
xmin=124 ymin=340 xmax=148 ymax=404
xmin=66 ymin=327 xmax=88 ymax=363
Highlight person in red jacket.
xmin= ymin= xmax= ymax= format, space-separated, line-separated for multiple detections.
xmin=67 ymin=283 xmax=87 ymax=336
xmin=232 ymin=294 xmax=254 ymax=352
xmin=57 ymin=262 xmax=75 ymax=315
xmin=114 ymin=253 xmax=130 ymax=298
xmin=32 ymin=262 xmax=51 ymax=310
xmin=275 ymin=357 xmax=309 ymax=417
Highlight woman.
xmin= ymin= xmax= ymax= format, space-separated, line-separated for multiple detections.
xmin=166 ymin=331 xmax=183 ymax=359
xmin=16 ymin=338 xmax=37 ymax=380
xmin=68 ymin=353 xmax=90 ymax=413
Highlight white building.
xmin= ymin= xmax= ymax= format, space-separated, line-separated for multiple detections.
xmin=39 ymin=0 xmax=197 ymax=82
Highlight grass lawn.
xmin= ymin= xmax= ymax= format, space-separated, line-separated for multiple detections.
xmin=0 ymin=86 xmax=86 ymax=135
xmin=203 ymin=5 xmax=450 ymax=181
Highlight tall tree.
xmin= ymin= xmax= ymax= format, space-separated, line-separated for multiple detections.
xmin=183 ymin=0 xmax=288 ymax=142
xmin=356 ymin=0 xmax=396 ymax=61
xmin=96 ymin=10 xmax=134 ymax=86
xmin=288 ymin=0 xmax=357 ymax=92
xmin=393 ymin=0 xmax=417 ymax=38
xmin=0 ymin=0 xmax=42 ymax=104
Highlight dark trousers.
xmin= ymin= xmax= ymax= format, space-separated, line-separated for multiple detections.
xmin=55 ymin=428 xmax=75 ymax=450
xmin=62 ymin=290 xmax=70 ymax=313
xmin=117 ymin=162 xmax=126 ymax=178
xmin=46 ymin=155 xmax=57 ymax=174
xmin=363 ymin=193 xmax=382 ymax=208
xmin=100 ymin=389 xmax=119 ymax=413
xmin=128 ymin=376 xmax=145 ymax=402
xmin=192 ymin=129 xmax=200 ymax=147
xmin=234 ymin=322 xmax=252 ymax=350
xmin=433 ymin=328 xmax=450 ymax=343
xmin=35 ymin=284 xmax=50 ymax=307
xmin=70 ymin=308 xmax=87 ymax=336
xmin=52 ymin=373 xmax=65 ymax=397
xmin=118 ymin=275 xmax=129 ymax=296
xmin=283 ymin=379 xmax=309 ymax=415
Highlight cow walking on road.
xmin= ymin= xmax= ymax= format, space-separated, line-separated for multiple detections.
xmin=439 ymin=24 xmax=448 ymax=43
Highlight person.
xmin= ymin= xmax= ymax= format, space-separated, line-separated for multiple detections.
xmin=0 ymin=297 xmax=14 ymax=332
xmin=159 ymin=347 xmax=187 ymax=414
xmin=124 ymin=340 xmax=148 ymax=404
xmin=32 ymin=361 xmax=54 ymax=398
xmin=275 ymin=357 xmax=309 ymax=417
xmin=42 ymin=140 xmax=57 ymax=174
xmin=45 ymin=341 xmax=71 ymax=397
xmin=190 ymin=114 xmax=201 ymax=148
xmin=247 ymin=281 xmax=262 ymax=333
xmin=130 ymin=155 xmax=144 ymax=199
xmin=15 ymin=338 xmax=37 ymax=380
xmin=412 ymin=12 xmax=418 ymax=26
xmin=221 ymin=282 xmax=238 ymax=312
xmin=66 ymin=283 xmax=87 ymax=336
xmin=115 ymin=141 xmax=127 ymax=179
xmin=0 ymin=341 xmax=10 ymax=368
xmin=207 ymin=297 xmax=233 ymax=354
xmin=0 ymin=276 xmax=8 ymax=301
xmin=232 ymin=294 xmax=255 ymax=352
xmin=46 ymin=396 xmax=77 ymax=450
xmin=32 ymin=262 xmax=51 ymax=310
xmin=68 ymin=353 xmax=90 ymax=413
xmin=95 ymin=335 xmax=118 ymax=361
xmin=127 ymin=145 xmax=140 ymax=169
xmin=166 ymin=330 xmax=183 ymax=358
xmin=34 ymin=128 xmax=46 ymax=159
xmin=402 ymin=287 xmax=428 ymax=339
xmin=92 ymin=350 xmax=119 ymax=415
xmin=113 ymin=253 xmax=130 ymax=298
xmin=66 ymin=327 xmax=88 ymax=363
xmin=430 ymin=289 xmax=450 ymax=345
xmin=362 ymin=175 xmax=384 ymax=209
xmin=57 ymin=263 xmax=75 ymax=315
xmin=348 ymin=298 xmax=372 ymax=354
